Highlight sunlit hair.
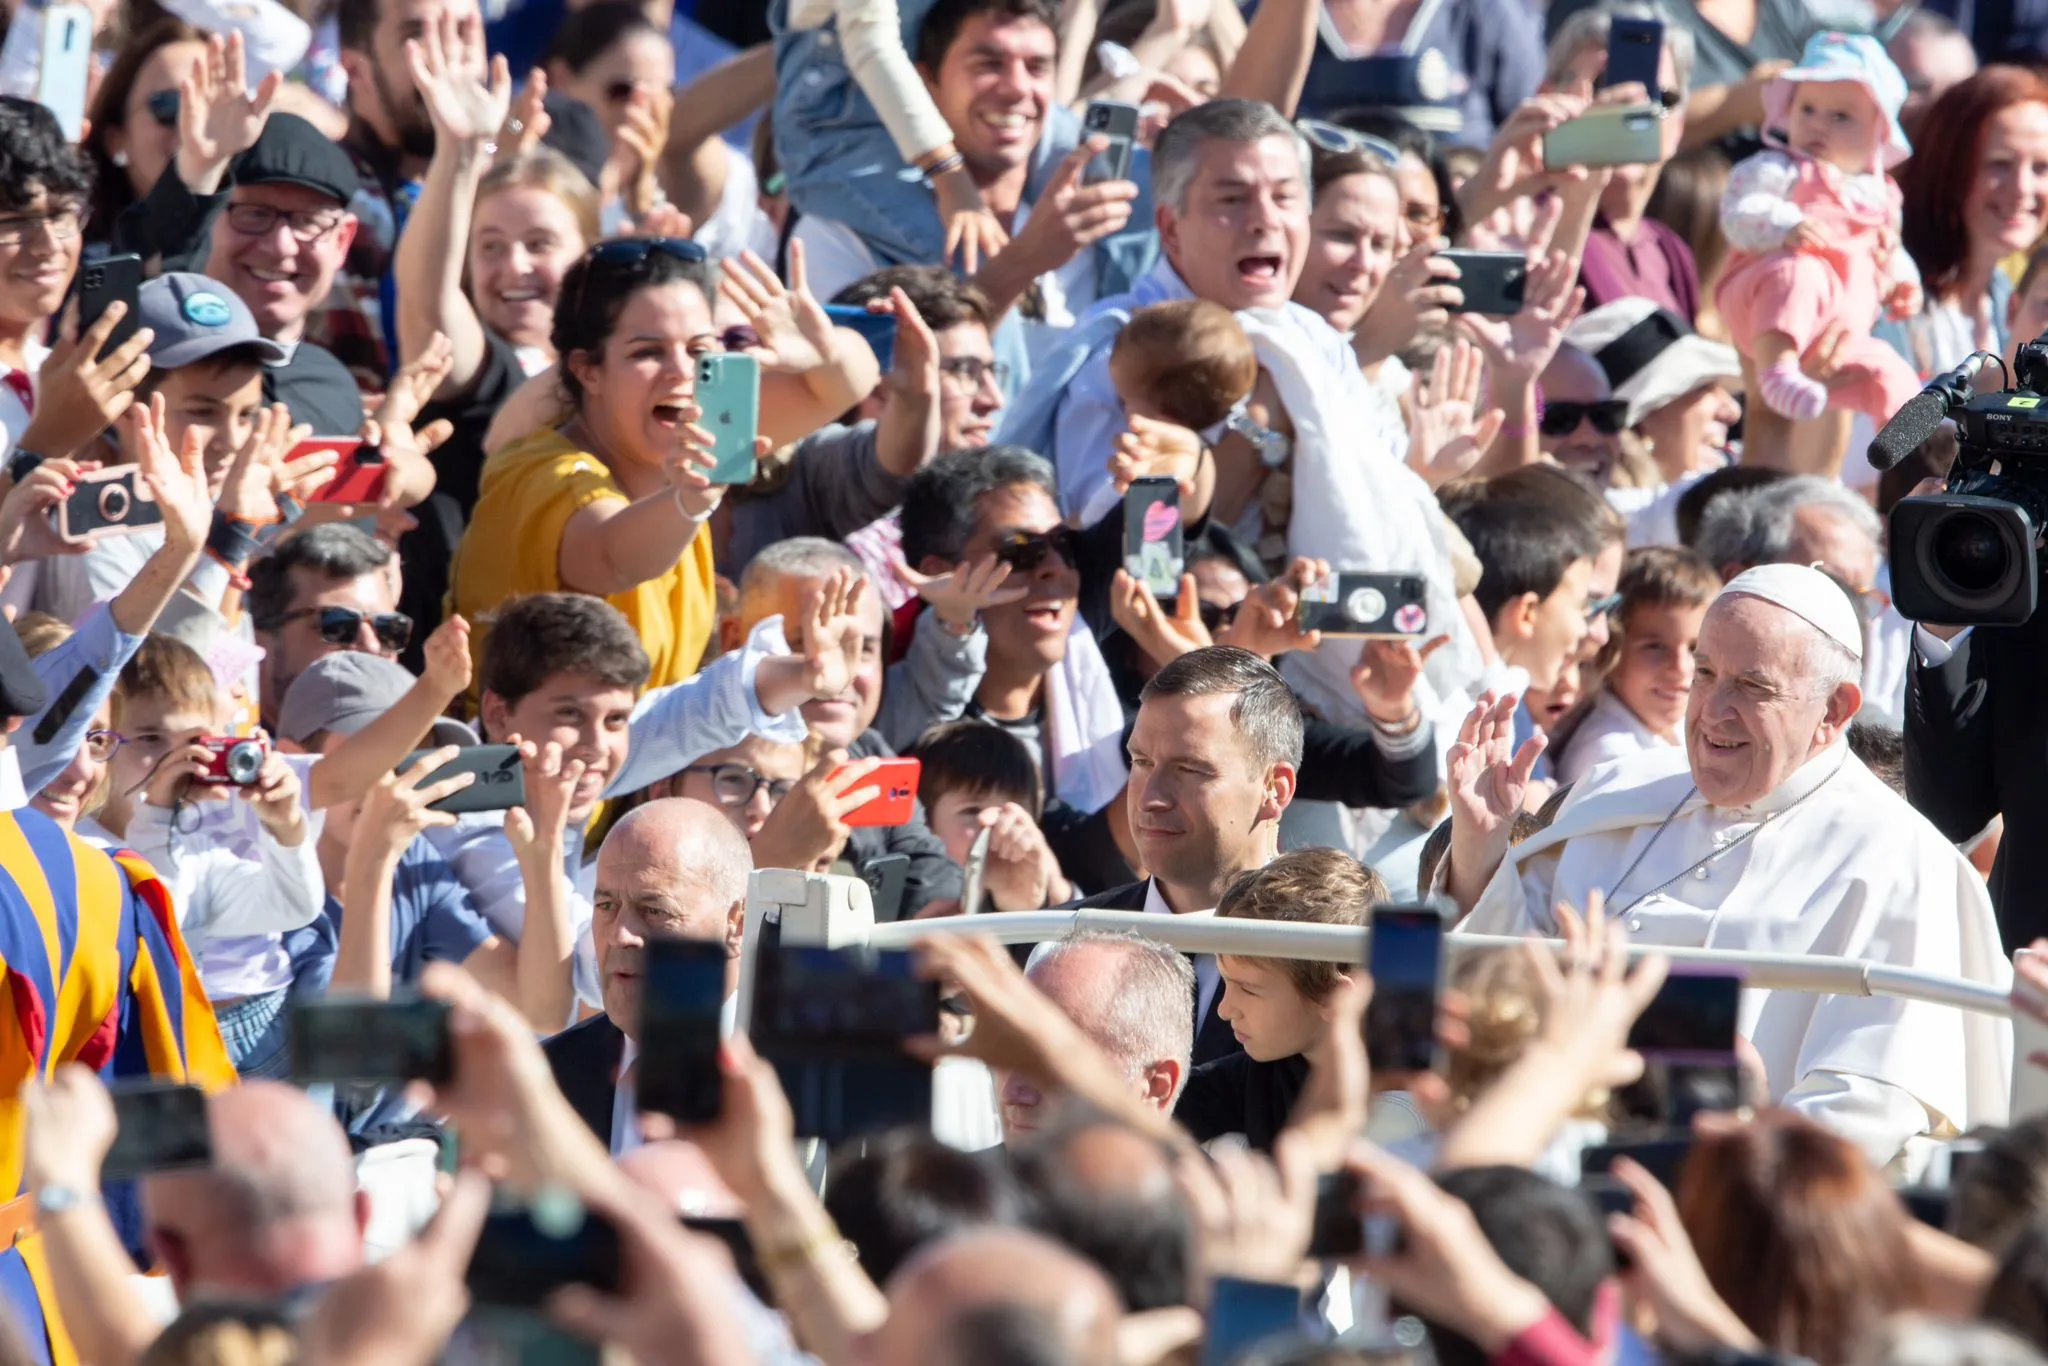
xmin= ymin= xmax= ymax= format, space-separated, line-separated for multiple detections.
xmin=1678 ymin=1109 xmax=1927 ymax=1362
xmin=475 ymin=148 xmax=601 ymax=253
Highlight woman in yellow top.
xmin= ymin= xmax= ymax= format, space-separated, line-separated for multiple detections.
xmin=453 ymin=237 xmax=734 ymax=687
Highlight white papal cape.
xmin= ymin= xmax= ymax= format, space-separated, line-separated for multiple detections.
xmin=1461 ymin=741 xmax=2011 ymax=1157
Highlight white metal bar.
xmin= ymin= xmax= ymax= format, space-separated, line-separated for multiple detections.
xmin=867 ymin=911 xmax=2015 ymax=1020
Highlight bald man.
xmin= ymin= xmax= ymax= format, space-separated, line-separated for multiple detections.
xmin=542 ymin=798 xmax=754 ymax=1153
xmin=1011 ymin=1119 xmax=1193 ymax=1313
xmin=142 ymin=1082 xmax=368 ymax=1298
xmin=855 ymin=1228 xmax=1122 ymax=1366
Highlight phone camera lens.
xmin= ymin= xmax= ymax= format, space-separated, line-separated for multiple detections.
xmin=99 ymin=484 xmax=128 ymax=521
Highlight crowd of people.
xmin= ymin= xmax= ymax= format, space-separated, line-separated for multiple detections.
xmin=0 ymin=0 xmax=2045 ymax=1359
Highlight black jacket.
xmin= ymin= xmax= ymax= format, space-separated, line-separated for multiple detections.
xmin=1173 ymin=1050 xmax=1310 ymax=1152
xmin=1905 ymin=618 xmax=2048 ymax=950
xmin=541 ymin=1013 xmax=627 ymax=1144
xmin=1061 ymin=879 xmax=1239 ymax=1068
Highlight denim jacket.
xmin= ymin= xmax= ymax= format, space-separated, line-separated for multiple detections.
xmin=769 ymin=0 xmax=1158 ymax=297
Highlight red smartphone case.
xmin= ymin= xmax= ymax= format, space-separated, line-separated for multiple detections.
xmin=837 ymin=757 xmax=921 ymax=828
xmin=298 ymin=439 xmax=389 ymax=504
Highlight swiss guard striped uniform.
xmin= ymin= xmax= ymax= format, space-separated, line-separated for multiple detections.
xmin=0 ymin=810 xmax=235 ymax=1366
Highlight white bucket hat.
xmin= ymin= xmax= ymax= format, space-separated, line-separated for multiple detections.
xmin=1565 ymin=299 xmax=1743 ymax=428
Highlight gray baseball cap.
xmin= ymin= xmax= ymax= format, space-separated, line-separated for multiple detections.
xmin=276 ymin=650 xmax=477 ymax=747
xmin=139 ymin=273 xmax=290 ymax=371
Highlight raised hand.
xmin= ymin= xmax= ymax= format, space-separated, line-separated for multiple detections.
xmin=176 ymin=31 xmax=282 ymax=193
xmin=357 ymin=748 xmax=474 ymax=859
xmin=877 ymin=284 xmax=939 ymax=402
xmin=750 ymin=750 xmax=881 ymax=873
xmin=356 ymin=334 xmax=456 ymax=512
xmin=720 ymin=244 xmax=836 ymax=376
xmin=22 ymin=1065 xmax=119 ymax=1192
xmin=1606 ymin=1154 xmax=1764 ymax=1353
xmin=506 ymin=739 xmax=586 ymax=860
xmin=130 ymin=394 xmax=212 ymax=556
xmin=1353 ymin=238 xmax=1462 ymax=366
xmin=1109 ymin=412 xmax=1205 ymax=497
xmin=498 ymin=69 xmax=552 ymax=159
xmin=797 ymin=567 xmax=867 ymax=700
xmin=1110 ymin=569 xmax=1211 ymax=667
xmin=614 ymin=87 xmax=673 ymax=218
xmin=0 ymin=457 xmax=95 ymax=563
xmin=900 ymin=553 xmax=1026 ymax=632
xmin=1444 ymin=692 xmax=1546 ymax=908
xmin=659 ymin=400 xmax=726 ymax=520
xmin=1216 ymin=556 xmax=1330 ymax=660
xmin=213 ymin=402 xmax=304 ymax=519
xmin=421 ymin=613 xmax=472 ymax=699
xmin=406 ymin=7 xmax=511 ymax=146
xmin=1457 ymin=249 xmax=1584 ymax=387
xmin=1405 ymin=338 xmax=1506 ymax=487
xmin=240 ymin=749 xmax=309 ymax=842
xmin=993 ymin=138 xmax=1138 ymax=281
xmin=1352 ymin=634 xmax=1448 ymax=727
xmin=977 ymin=802 xmax=1069 ymax=911
xmin=934 ymin=166 xmax=1009 ymax=274
xmin=1173 ymin=1135 xmax=1320 ymax=1286
xmin=18 ymin=301 xmax=153 ymax=461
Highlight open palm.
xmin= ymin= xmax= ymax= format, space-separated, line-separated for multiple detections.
xmin=800 ymin=569 xmax=867 ymax=698
xmin=1447 ymin=693 xmax=1546 ymax=844
xmin=406 ymin=10 xmax=510 ymax=143
xmin=179 ymin=32 xmax=281 ymax=172
xmin=1407 ymin=338 xmax=1504 ymax=487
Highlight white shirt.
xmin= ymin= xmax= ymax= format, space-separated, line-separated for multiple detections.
xmin=1554 ymin=690 xmax=1673 ymax=787
xmin=1859 ymin=559 xmax=1912 ymax=731
xmin=611 ymin=996 xmax=741 ymax=1157
xmin=1140 ymin=880 xmax=1221 ymax=1023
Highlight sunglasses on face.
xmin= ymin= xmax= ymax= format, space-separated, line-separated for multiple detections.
xmin=1539 ymin=399 xmax=1630 ymax=437
xmin=279 ymin=606 xmax=414 ymax=651
xmin=1197 ymin=599 xmax=1241 ymax=633
xmin=991 ymin=526 xmax=1079 ymax=574
xmin=145 ymin=88 xmax=179 ymax=128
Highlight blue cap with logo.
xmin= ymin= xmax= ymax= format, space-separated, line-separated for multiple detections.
xmin=137 ymin=272 xmax=290 ymax=371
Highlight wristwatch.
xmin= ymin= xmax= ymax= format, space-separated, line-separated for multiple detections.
xmin=5 ymin=449 xmax=47 ymax=485
xmin=34 ymin=1184 xmax=95 ymax=1217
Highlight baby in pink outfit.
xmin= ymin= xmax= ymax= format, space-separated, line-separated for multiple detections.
xmin=1715 ymin=32 xmax=1923 ymax=423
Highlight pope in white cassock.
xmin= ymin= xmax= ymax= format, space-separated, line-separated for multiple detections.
xmin=1446 ymin=563 xmax=2011 ymax=1168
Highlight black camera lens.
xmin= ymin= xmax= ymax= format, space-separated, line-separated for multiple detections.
xmin=1934 ymin=511 xmax=2011 ymax=595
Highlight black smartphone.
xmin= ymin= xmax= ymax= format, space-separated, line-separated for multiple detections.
xmin=1582 ymin=1175 xmax=1636 ymax=1271
xmin=467 ymin=1201 xmax=623 ymax=1308
xmin=77 ymin=253 xmax=142 ymax=361
xmin=860 ymin=852 xmax=912 ymax=923
xmin=289 ymin=993 xmax=453 ymax=1085
xmin=750 ymin=940 xmax=938 ymax=1142
xmin=58 ymin=468 xmax=163 ymax=544
xmin=1365 ymin=901 xmax=1446 ymax=1074
xmin=1202 ymin=1276 xmax=1303 ymax=1366
xmin=1627 ymin=972 xmax=1741 ymax=1065
xmin=637 ymin=936 xmax=729 ymax=1125
xmin=1082 ymin=100 xmax=1141 ymax=184
xmin=1442 ymin=249 xmax=1528 ymax=315
xmin=822 ymin=303 xmax=898 ymax=374
xmin=103 ymin=1082 xmax=212 ymax=1179
xmin=396 ymin=744 xmax=526 ymax=814
xmin=1122 ymin=476 xmax=1184 ymax=602
xmin=1296 ymin=571 xmax=1429 ymax=637
xmin=1602 ymin=14 xmax=1665 ymax=106
xmin=1307 ymin=1169 xmax=1364 ymax=1258
xmin=1581 ymin=1134 xmax=1695 ymax=1193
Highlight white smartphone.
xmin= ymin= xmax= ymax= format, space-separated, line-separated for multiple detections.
xmin=37 ymin=3 xmax=92 ymax=143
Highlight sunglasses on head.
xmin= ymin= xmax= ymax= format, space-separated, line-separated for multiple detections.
xmin=281 ymin=606 xmax=414 ymax=651
xmin=1539 ymin=399 xmax=1630 ymax=437
xmin=1296 ymin=118 xmax=1402 ymax=167
xmin=991 ymin=526 xmax=1079 ymax=574
xmin=145 ymin=88 xmax=179 ymax=128
xmin=587 ymin=237 xmax=707 ymax=269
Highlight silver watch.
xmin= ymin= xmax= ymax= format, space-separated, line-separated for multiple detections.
xmin=35 ymin=1184 xmax=93 ymax=1216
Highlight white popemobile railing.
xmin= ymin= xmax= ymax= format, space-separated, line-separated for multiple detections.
xmin=863 ymin=910 xmax=2019 ymax=1020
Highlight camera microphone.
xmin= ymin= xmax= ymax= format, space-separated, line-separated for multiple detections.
xmin=1869 ymin=352 xmax=1999 ymax=472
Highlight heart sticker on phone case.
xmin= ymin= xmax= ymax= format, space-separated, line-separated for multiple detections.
xmin=1394 ymin=603 xmax=1427 ymax=633
xmin=1142 ymin=502 xmax=1181 ymax=542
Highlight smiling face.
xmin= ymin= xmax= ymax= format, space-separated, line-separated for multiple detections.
xmin=1685 ymin=595 xmax=1859 ymax=808
xmin=953 ymin=482 xmax=1078 ymax=678
xmin=1538 ymin=345 xmax=1622 ymax=483
xmin=33 ymin=698 xmax=110 ymax=830
xmin=470 ymin=185 xmax=588 ymax=351
xmin=1966 ymin=100 xmax=2048 ymax=262
xmin=0 ymin=187 xmax=84 ymax=331
xmin=1494 ymin=555 xmax=1594 ymax=693
xmin=1214 ymin=956 xmax=1323 ymax=1061
xmin=108 ymin=40 xmax=205 ymax=201
xmin=154 ymin=360 xmax=267 ymax=484
xmin=570 ymin=279 xmax=719 ymax=474
xmin=1638 ymin=382 xmax=1741 ymax=476
xmin=259 ymin=566 xmax=400 ymax=723
xmin=1160 ymin=133 xmax=1310 ymax=311
xmin=738 ymin=566 xmax=885 ymax=750
xmin=1295 ymin=170 xmax=1402 ymax=333
xmin=924 ymin=12 xmax=1056 ymax=177
xmin=480 ymin=669 xmax=637 ymax=823
xmin=204 ymin=183 xmax=358 ymax=342
xmin=1614 ymin=598 xmax=1706 ymax=739
xmin=1786 ymin=80 xmax=1887 ymax=174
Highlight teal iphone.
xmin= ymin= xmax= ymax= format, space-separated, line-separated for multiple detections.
xmin=696 ymin=351 xmax=761 ymax=485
